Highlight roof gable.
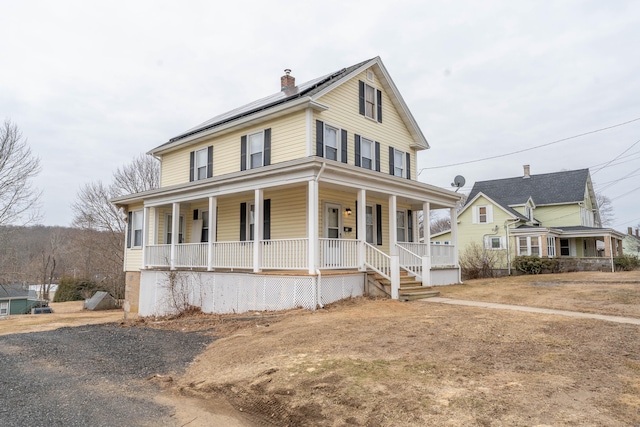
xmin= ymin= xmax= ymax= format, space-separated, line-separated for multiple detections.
xmin=150 ymin=57 xmax=428 ymax=154
xmin=459 ymin=191 xmax=527 ymax=221
xmin=467 ymin=169 xmax=591 ymax=207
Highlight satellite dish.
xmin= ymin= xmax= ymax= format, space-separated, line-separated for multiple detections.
xmin=451 ymin=175 xmax=466 ymax=192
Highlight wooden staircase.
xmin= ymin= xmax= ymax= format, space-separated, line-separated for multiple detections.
xmin=367 ymin=271 xmax=440 ymax=301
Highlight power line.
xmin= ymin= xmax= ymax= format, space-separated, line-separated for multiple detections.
xmin=592 ymin=137 xmax=640 ymax=176
xmin=419 ymin=116 xmax=640 ymax=172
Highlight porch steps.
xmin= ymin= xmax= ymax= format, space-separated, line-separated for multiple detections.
xmin=366 ymin=272 xmax=440 ymax=301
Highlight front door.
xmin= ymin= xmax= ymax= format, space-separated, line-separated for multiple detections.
xmin=323 ymin=203 xmax=342 ymax=266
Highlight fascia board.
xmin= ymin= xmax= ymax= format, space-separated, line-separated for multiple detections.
xmin=149 ymin=98 xmax=328 ymax=156
xmin=459 ymin=192 xmax=519 ymax=219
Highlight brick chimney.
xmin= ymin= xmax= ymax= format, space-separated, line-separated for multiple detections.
xmin=523 ymin=164 xmax=531 ymax=179
xmin=281 ymin=69 xmax=295 ymax=91
xmin=629 ymin=227 xmax=633 ymax=235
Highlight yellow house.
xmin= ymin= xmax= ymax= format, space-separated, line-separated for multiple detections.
xmin=112 ymin=57 xmax=463 ymax=316
xmin=433 ymin=165 xmax=626 ymax=274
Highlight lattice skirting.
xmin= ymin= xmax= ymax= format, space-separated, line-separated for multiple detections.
xmin=138 ymin=271 xmax=365 ymax=317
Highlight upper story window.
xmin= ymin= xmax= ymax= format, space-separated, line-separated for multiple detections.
xmin=358 ymin=80 xmax=382 ymax=123
xmin=190 ymin=146 xmax=213 ymax=182
xmin=240 ymin=128 xmax=271 ymax=171
xmin=473 ymin=205 xmax=493 ymax=224
xmin=355 ymin=135 xmax=380 ymax=171
xmin=315 ymin=121 xmax=347 ymax=163
xmin=389 ymin=147 xmax=411 ymax=179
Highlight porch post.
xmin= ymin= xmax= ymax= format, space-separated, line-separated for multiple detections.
xmin=389 ymin=195 xmax=397 ymax=255
xmin=357 ymin=189 xmax=366 ymax=270
xmin=142 ymin=206 xmax=149 ymax=269
xmin=308 ymin=180 xmax=318 ymax=274
xmin=150 ymin=206 xmax=157 ymax=245
xmin=208 ymin=196 xmax=217 ymax=271
xmin=450 ymin=207 xmax=460 ymax=282
xmin=170 ymin=202 xmax=180 ymax=270
xmin=253 ymin=189 xmax=263 ymax=273
xmin=422 ymin=202 xmax=431 ymax=286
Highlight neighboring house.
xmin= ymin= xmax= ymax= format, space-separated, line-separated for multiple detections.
xmin=431 ymin=165 xmax=626 ymax=273
xmin=112 ymin=57 xmax=463 ymax=317
xmin=622 ymin=227 xmax=640 ymax=257
xmin=0 ymin=284 xmax=43 ymax=315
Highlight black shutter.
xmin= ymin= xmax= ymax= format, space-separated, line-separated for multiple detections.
xmin=341 ymin=129 xmax=347 ymax=163
xmin=207 ymin=146 xmax=213 ymax=178
xmin=406 ymin=152 xmax=411 ymax=180
xmin=354 ymin=134 xmax=361 ymax=167
xmin=375 ymin=141 xmax=380 ymax=172
xmin=376 ymin=89 xmax=382 ymax=123
xmin=189 ymin=151 xmax=195 ymax=182
xmin=264 ymin=129 xmax=271 ymax=166
xmin=408 ymin=210 xmax=413 ymax=242
xmin=240 ymin=135 xmax=247 ymax=171
xmin=376 ymin=204 xmax=383 ymax=245
xmin=358 ymin=81 xmax=365 ymax=116
xmin=240 ymin=203 xmax=247 ymax=241
xmin=389 ymin=146 xmax=395 ymax=175
xmin=193 ymin=210 xmax=198 ymax=220
xmin=355 ymin=201 xmax=358 ymax=239
xmin=316 ymin=120 xmax=324 ymax=157
xmin=263 ymin=199 xmax=271 ymax=240
xmin=126 ymin=211 xmax=132 ymax=248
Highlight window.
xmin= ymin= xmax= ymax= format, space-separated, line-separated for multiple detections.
xmin=397 ymin=210 xmax=407 ymax=242
xmin=560 ymin=239 xmax=570 ymax=256
xmin=190 ymin=146 xmax=212 ymax=181
xmin=366 ymin=205 xmax=374 ymax=244
xmin=1 ymin=302 xmax=8 ymax=315
xmin=518 ymin=236 xmax=542 ymax=256
xmin=165 ymin=214 xmax=184 ymax=244
xmin=324 ymin=125 xmax=339 ymax=161
xmin=361 ymin=137 xmax=373 ymax=169
xmin=240 ymin=129 xmax=271 ymax=170
xmin=129 ymin=210 xmax=143 ymax=248
xmin=394 ymin=149 xmax=404 ymax=177
xmin=484 ymin=236 xmax=504 ymax=250
xmin=201 ymin=210 xmax=209 ymax=243
xmin=240 ymin=200 xmax=271 ymax=241
xmin=525 ymin=206 xmax=533 ymax=220
xmin=358 ymin=81 xmax=382 ymax=123
xmin=473 ymin=205 xmax=493 ymax=224
xmin=547 ymin=236 xmax=556 ymax=258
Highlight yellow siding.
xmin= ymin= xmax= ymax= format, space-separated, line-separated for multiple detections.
xmin=534 ymin=205 xmax=581 ymax=227
xmin=316 ymin=68 xmax=418 ymax=179
xmin=160 ymin=111 xmax=307 ymax=187
xmin=125 ymin=203 xmax=144 ymax=271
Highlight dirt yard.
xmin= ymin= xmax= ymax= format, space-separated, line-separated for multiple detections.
xmin=145 ymin=271 xmax=640 ymax=426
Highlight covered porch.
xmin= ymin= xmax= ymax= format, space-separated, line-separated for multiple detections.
xmin=123 ymin=158 xmax=462 ymax=298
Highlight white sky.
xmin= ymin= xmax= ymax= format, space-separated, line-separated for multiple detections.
xmin=1 ymin=0 xmax=639 ymax=232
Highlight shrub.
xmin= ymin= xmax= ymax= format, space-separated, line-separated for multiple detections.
xmin=53 ymin=277 xmax=98 ymax=302
xmin=614 ymin=254 xmax=640 ymax=271
xmin=459 ymin=242 xmax=505 ymax=279
xmin=512 ymin=255 xmax=559 ymax=275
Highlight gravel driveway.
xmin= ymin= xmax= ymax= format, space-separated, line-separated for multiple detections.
xmin=0 ymin=323 xmax=215 ymax=427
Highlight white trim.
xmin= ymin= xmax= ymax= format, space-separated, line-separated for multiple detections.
xmin=363 ymin=81 xmax=378 ymax=121
xmin=359 ymin=136 xmax=375 ymax=170
xmin=193 ymin=146 xmax=209 ymax=181
xmin=392 ymin=147 xmax=406 ymax=178
xmin=396 ymin=208 xmax=408 ymax=242
xmin=247 ymin=130 xmax=265 ymax=169
xmin=322 ymin=202 xmax=343 ymax=238
xmin=322 ymin=122 xmax=342 ymax=162
xmin=165 ymin=211 xmax=185 ymax=244
xmin=458 ymin=191 xmax=520 ymax=220
xmin=130 ymin=210 xmax=144 ymax=248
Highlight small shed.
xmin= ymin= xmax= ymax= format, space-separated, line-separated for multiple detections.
xmin=84 ymin=291 xmax=118 ymax=311
xmin=0 ymin=284 xmax=44 ymax=315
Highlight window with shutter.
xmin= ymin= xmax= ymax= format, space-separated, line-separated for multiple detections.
xmin=359 ymin=80 xmax=382 ymax=122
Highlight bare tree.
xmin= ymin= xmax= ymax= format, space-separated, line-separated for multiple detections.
xmin=430 ymin=216 xmax=452 ymax=234
xmin=0 ymin=120 xmax=41 ymax=225
xmin=113 ymin=153 xmax=160 ymax=195
xmin=595 ymin=192 xmax=614 ymax=227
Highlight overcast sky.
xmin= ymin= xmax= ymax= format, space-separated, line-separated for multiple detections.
xmin=1 ymin=0 xmax=639 ymax=232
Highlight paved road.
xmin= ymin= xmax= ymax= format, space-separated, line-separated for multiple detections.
xmin=0 ymin=323 xmax=215 ymax=427
xmin=421 ymin=297 xmax=640 ymax=325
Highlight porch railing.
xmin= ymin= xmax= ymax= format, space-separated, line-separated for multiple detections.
xmin=146 ymin=244 xmax=171 ymax=267
xmin=212 ymin=241 xmax=253 ymax=269
xmin=364 ymin=242 xmax=391 ymax=280
xmin=175 ymin=243 xmax=208 ymax=268
xmin=397 ymin=242 xmax=429 ymax=257
xmin=262 ymin=239 xmax=308 ymax=270
xmin=318 ymin=238 xmax=359 ymax=269
xmin=431 ymin=244 xmax=456 ymax=266
xmin=397 ymin=244 xmax=422 ymax=280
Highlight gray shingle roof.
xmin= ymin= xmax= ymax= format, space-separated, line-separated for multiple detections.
xmin=164 ymin=58 xmax=374 ymax=146
xmin=467 ymin=169 xmax=590 ymax=209
xmin=0 ymin=284 xmax=30 ymax=299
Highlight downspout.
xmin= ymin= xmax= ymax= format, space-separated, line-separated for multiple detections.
xmin=504 ymin=218 xmax=520 ymax=275
xmin=610 ymin=236 xmax=615 ymax=273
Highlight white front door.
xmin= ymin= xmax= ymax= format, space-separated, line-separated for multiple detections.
xmin=323 ymin=203 xmax=342 ymax=266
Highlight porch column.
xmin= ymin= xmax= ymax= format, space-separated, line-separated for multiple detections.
xmin=170 ymin=202 xmax=180 ymax=270
xmin=308 ymin=180 xmax=318 ymax=274
xmin=207 ymin=196 xmax=217 ymax=271
xmin=422 ymin=202 xmax=431 ymax=287
xmin=389 ymin=195 xmax=397 ymax=255
xmin=253 ymin=189 xmax=263 ymax=273
xmin=357 ymin=189 xmax=366 ymax=270
xmin=150 ymin=206 xmax=157 ymax=245
xmin=450 ymin=207 xmax=460 ymax=282
xmin=541 ymin=234 xmax=549 ymax=258
xmin=142 ymin=206 xmax=149 ymax=269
